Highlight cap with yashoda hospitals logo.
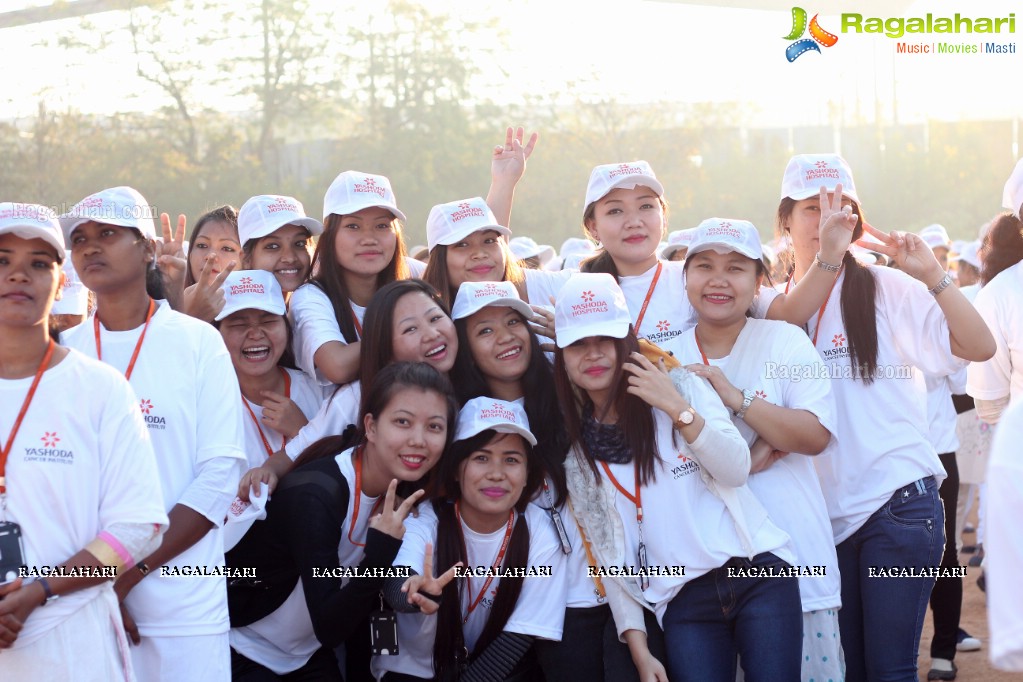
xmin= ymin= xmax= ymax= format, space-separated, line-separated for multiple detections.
xmin=216 ymin=270 xmax=286 ymax=321
xmin=238 ymin=195 xmax=323 ymax=246
xmin=584 ymin=160 xmax=665 ymax=209
xmin=0 ymin=202 xmax=65 ymax=259
xmin=451 ymin=281 xmax=533 ymax=321
xmin=780 ymin=154 xmax=860 ymax=204
xmin=60 ymin=186 xmax=156 ymax=240
xmin=554 ymin=272 xmax=631 ymax=348
xmin=323 ymin=170 xmax=407 ymax=222
xmin=687 ymin=218 xmax=763 ymax=261
xmin=455 ymin=396 xmax=536 ymax=446
xmin=426 ymin=197 xmax=511 ymax=252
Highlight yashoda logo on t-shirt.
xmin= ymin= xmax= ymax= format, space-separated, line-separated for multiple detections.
xmin=822 ymin=331 xmax=851 ymax=361
xmin=23 ymin=432 xmax=74 ymax=464
xmin=139 ymin=398 xmax=167 ymax=429
xmin=672 ymin=453 xmax=700 ymax=480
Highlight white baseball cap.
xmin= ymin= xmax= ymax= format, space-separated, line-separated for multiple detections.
xmin=455 ymin=396 xmax=536 ymax=446
xmin=509 ymin=236 xmax=555 ymax=265
xmin=222 ymin=484 xmax=269 ymax=552
xmin=950 ymin=240 xmax=982 ymax=270
xmin=1002 ymin=158 xmax=1023 ymax=218
xmin=554 ymin=272 xmax=631 ymax=348
xmin=238 ymin=195 xmax=323 ymax=246
xmin=660 ymin=227 xmax=697 ymax=259
xmin=51 ymin=258 xmax=89 ymax=315
xmin=60 ymin=186 xmax=156 ymax=240
xmin=0 ymin=202 xmax=65 ymax=259
xmin=323 ymin=171 xmax=407 ymax=222
xmin=780 ymin=154 xmax=860 ymax=204
xmin=687 ymin=218 xmax=763 ymax=261
xmin=426 ymin=197 xmax=510 ymax=252
xmin=452 ymin=281 xmax=533 ymax=321
xmin=215 ymin=269 xmax=287 ymax=322
xmin=918 ymin=223 xmax=951 ymax=250
xmin=584 ymin=160 xmax=664 ymax=209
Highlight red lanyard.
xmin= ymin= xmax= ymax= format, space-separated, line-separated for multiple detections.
xmin=347 ymin=446 xmax=384 ymax=548
xmin=599 ymin=461 xmax=643 ymax=524
xmin=1 ymin=340 xmax=55 ymax=496
xmin=633 ymin=262 xmax=663 ymax=334
xmin=351 ymin=302 xmax=363 ymax=339
xmin=785 ymin=268 xmax=842 ymax=347
xmin=241 ymin=368 xmax=292 ymax=458
xmin=94 ymin=299 xmax=156 ymax=380
xmin=456 ymin=502 xmax=515 ymax=623
xmin=694 ymin=330 xmax=711 ymax=366
xmin=566 ymin=498 xmax=606 ymax=601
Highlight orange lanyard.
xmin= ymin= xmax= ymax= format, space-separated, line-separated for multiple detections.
xmin=351 ymin=302 xmax=363 ymax=339
xmin=633 ymin=261 xmax=663 ymax=333
xmin=457 ymin=502 xmax=515 ymax=623
xmin=346 ymin=446 xmax=383 ymax=548
xmin=241 ymin=368 xmax=292 ymax=458
xmin=1 ymin=340 xmax=55 ymax=496
xmin=599 ymin=461 xmax=642 ymax=524
xmin=94 ymin=299 xmax=156 ymax=380
xmin=785 ymin=268 xmax=842 ymax=347
xmin=694 ymin=329 xmax=711 ymax=366
xmin=566 ymin=498 xmax=606 ymax=601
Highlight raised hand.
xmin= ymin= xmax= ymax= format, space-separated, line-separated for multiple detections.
xmin=491 ymin=126 xmax=539 ymax=186
xmin=401 ymin=542 xmax=462 ymax=615
xmin=857 ymin=222 xmax=945 ymax=286
xmin=817 ymin=183 xmax=858 ymax=264
xmin=261 ymin=391 xmax=309 ymax=439
xmin=156 ymin=213 xmax=188 ymax=308
xmin=623 ymin=352 xmax=690 ymax=418
xmin=368 ymin=481 xmax=425 ymax=540
xmin=182 ymin=256 xmax=235 ymax=322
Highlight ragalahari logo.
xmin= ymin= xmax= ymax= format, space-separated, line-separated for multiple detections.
xmin=784 ymin=7 xmax=839 ymax=62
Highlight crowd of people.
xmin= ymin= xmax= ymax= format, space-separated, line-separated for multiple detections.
xmin=1 ymin=127 xmax=1021 ymax=682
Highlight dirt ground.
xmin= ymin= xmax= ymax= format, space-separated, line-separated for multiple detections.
xmin=916 ymin=511 xmax=1023 ymax=681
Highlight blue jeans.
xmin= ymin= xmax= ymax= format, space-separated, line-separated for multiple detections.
xmin=837 ymin=476 xmax=945 ymax=682
xmin=662 ymin=552 xmax=802 ymax=682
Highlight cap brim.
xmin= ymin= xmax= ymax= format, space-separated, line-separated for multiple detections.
xmin=215 ymin=300 xmax=287 ymax=322
xmin=0 ymin=225 xmax=65 ymax=260
xmin=687 ymin=242 xmax=761 ymax=261
xmin=786 ymin=187 xmax=861 ymax=205
xmin=593 ymin=175 xmax=665 ymax=205
xmin=325 ymin=202 xmax=407 ymax=223
xmin=436 ymin=224 xmax=512 ymax=248
xmin=243 ymin=216 xmax=324 ymax=244
xmin=556 ymin=320 xmax=629 ymax=349
xmin=453 ymin=296 xmax=533 ymax=321
xmin=660 ymin=244 xmax=684 ymax=259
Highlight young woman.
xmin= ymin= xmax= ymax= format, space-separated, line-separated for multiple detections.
xmin=237 ymin=194 xmax=322 ymax=296
xmin=776 ymin=154 xmax=996 ymax=682
xmin=227 ymin=361 xmax=458 ymax=681
xmin=61 ymin=186 xmax=247 ymax=682
xmin=579 ymin=160 xmax=854 ymax=346
xmin=181 ymin=205 xmax=242 ymax=323
xmin=289 ymin=170 xmax=420 ymax=388
xmin=662 ymin=218 xmax=843 ymax=682
xmin=376 ymin=397 xmax=566 ymax=681
xmin=214 ymin=269 xmax=321 ymax=473
xmin=553 ymin=272 xmax=801 ymax=682
xmin=238 ymin=279 xmax=457 ymax=501
xmin=0 ymin=203 xmax=167 ymax=680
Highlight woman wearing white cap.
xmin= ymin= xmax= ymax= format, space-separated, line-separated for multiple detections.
xmin=776 ymin=154 xmax=995 ymax=682
xmin=288 ymin=171 xmax=421 ymax=389
xmin=553 ymin=272 xmax=802 ymax=682
xmin=60 ymin=186 xmax=247 ymax=682
xmin=238 ymin=279 xmax=458 ymax=501
xmin=214 ymin=270 xmax=322 ymax=475
xmin=662 ymin=218 xmax=842 ymax=682
xmin=227 ymin=362 xmax=457 ymax=682
xmin=0 ymin=202 xmax=167 ymax=680
xmin=579 ymin=160 xmax=855 ymax=348
xmin=422 ymin=197 xmax=571 ymax=323
xmin=376 ymin=397 xmax=566 ymax=681
xmin=181 ymin=205 xmax=241 ymax=323
xmin=237 ymin=195 xmax=323 ymax=296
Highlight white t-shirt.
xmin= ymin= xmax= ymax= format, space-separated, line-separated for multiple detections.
xmin=288 ymin=284 xmax=357 ymax=386
xmin=665 ymin=320 xmax=841 ymax=611
xmin=284 ymin=381 xmax=361 ymax=461
xmin=527 ymin=494 xmax=603 ymax=610
xmin=230 ymin=448 xmax=377 ymax=673
xmin=968 ymin=261 xmax=1023 ymax=407
xmin=778 ymin=266 xmax=959 ymax=543
xmin=63 ymin=302 xmax=246 ymax=636
xmin=373 ymin=503 xmax=566 ymax=680
xmin=523 ymin=268 xmax=572 ymax=307
xmin=407 ymin=257 xmax=426 ymax=278
xmin=618 ymin=260 xmax=777 ymax=347
xmin=924 ymin=370 xmax=965 ymax=456
xmin=239 ymin=367 xmax=323 ymax=470
xmin=1 ymin=350 xmax=168 ymax=649
xmin=987 ymin=399 xmax=1023 ymax=671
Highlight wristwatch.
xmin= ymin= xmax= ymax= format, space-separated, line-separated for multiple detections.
xmin=673 ymin=406 xmax=697 ymax=430
xmin=734 ymin=389 xmax=756 ymax=419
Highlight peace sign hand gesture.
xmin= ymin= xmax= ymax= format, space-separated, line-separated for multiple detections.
xmin=491 ymin=126 xmax=539 ymax=186
xmin=401 ymin=542 xmax=462 ymax=615
xmin=817 ymin=183 xmax=858 ymax=264
xmin=368 ymin=481 xmax=425 ymax=541
xmin=182 ymin=256 xmax=236 ymax=322
xmin=856 ymin=222 xmax=946 ymax=286
xmin=156 ymin=213 xmax=188 ymax=309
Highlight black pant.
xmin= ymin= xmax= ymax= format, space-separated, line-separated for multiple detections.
xmin=929 ymin=452 xmax=962 ymax=661
xmin=534 ymin=603 xmax=667 ymax=682
xmin=231 ymin=645 xmax=343 ymax=681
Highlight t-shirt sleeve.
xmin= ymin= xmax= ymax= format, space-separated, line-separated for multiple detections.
xmin=406 ymin=257 xmax=427 ymax=278
xmin=289 ymin=285 xmax=346 ymax=385
xmin=284 ymin=385 xmax=360 ymax=460
xmin=753 ymin=285 xmax=781 ymax=319
xmin=686 ymin=374 xmax=751 ymax=488
xmin=178 ymin=331 xmax=246 ymax=526
xmin=777 ymin=325 xmax=838 ymax=442
xmin=884 ymin=269 xmax=967 ymax=377
xmin=966 ymin=284 xmax=1012 ymax=401
xmin=504 ymin=514 xmax=567 ymax=642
